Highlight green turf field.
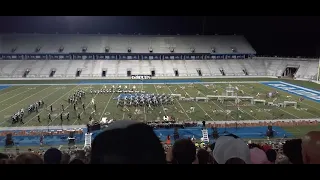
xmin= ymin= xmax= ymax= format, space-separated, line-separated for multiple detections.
xmin=0 ymin=80 xmax=320 ymax=129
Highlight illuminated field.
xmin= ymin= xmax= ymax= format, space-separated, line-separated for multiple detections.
xmin=0 ymin=81 xmax=319 ymax=128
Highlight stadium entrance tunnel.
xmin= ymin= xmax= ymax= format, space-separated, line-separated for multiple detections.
xmin=151 ymin=70 xmax=155 ymax=77
xmin=242 ymin=69 xmax=248 ymax=75
xmin=49 ymin=68 xmax=56 ymax=77
xmin=174 ymin=69 xmax=179 ymax=77
xmin=76 ymin=69 xmax=82 ymax=77
xmin=282 ymin=66 xmax=299 ymax=78
xmin=23 ymin=69 xmax=30 ymax=78
xmin=127 ymin=70 xmax=132 ymax=77
xmin=197 ymin=69 xmax=202 ymax=76
xmin=102 ymin=69 xmax=107 ymax=77
xmin=219 ymin=68 xmax=226 ymax=76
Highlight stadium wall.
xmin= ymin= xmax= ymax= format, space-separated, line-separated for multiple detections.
xmin=0 ymin=76 xmax=277 ymax=81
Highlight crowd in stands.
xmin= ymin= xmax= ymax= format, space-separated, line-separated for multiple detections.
xmin=0 ymin=120 xmax=316 ymax=138
xmin=0 ymin=129 xmax=83 ymax=137
xmin=206 ymin=120 xmax=318 ymax=128
xmin=0 ymin=120 xmax=318 ymax=164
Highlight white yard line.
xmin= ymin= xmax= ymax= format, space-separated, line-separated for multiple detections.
xmin=200 ymin=84 xmax=235 ymax=120
xmin=142 ymin=84 xmax=147 ymax=122
xmin=24 ymin=86 xmax=80 ymax=126
xmin=98 ymin=86 xmax=116 ymax=122
xmin=249 ymin=84 xmax=301 ymax=119
xmin=153 ymin=84 xmax=168 ymax=116
xmin=299 ymin=101 xmax=320 ymax=111
xmin=0 ymin=88 xmax=59 ymax=126
xmin=47 ymin=85 xmax=81 ymax=126
xmin=72 ymin=85 xmax=100 ymax=125
xmin=298 ymin=109 xmax=318 ymax=118
xmin=176 ymin=84 xmax=215 ymax=121
xmin=0 ymin=85 xmax=40 ymax=104
xmin=165 ymin=85 xmax=191 ymax=120
xmin=0 ymin=86 xmax=25 ymax=98
xmin=214 ymin=85 xmax=259 ymax=120
xmin=259 ymin=84 xmax=320 ymax=113
xmin=0 ymin=86 xmax=51 ymax=113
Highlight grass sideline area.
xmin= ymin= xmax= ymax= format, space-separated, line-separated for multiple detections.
xmin=0 ymin=77 xmax=319 ymax=139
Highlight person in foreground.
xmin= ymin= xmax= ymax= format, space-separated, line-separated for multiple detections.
xmin=90 ymin=120 xmax=166 ymax=164
xmin=212 ymin=135 xmax=251 ymax=164
xmin=301 ymin=131 xmax=320 ymax=164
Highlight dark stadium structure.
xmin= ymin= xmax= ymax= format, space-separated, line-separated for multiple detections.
xmin=0 ymin=33 xmax=319 ymax=150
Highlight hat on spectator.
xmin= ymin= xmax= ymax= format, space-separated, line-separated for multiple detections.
xmin=212 ymin=136 xmax=251 ymax=164
xmin=91 ymin=120 xmax=166 ymax=164
xmin=250 ymin=147 xmax=271 ymax=164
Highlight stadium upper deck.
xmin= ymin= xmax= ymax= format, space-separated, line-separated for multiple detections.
xmin=0 ymin=34 xmax=256 ymax=55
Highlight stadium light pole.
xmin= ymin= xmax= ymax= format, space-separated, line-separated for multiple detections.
xmin=317 ymin=58 xmax=320 ymax=83
xmin=202 ymin=16 xmax=206 ymax=35
xmin=236 ymin=94 xmax=239 ymax=131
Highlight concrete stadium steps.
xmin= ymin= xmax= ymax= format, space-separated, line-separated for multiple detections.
xmin=65 ymin=60 xmax=86 ymax=77
xmin=0 ymin=60 xmax=22 ymax=77
xmin=0 ymin=34 xmax=256 ymax=54
xmin=79 ymin=60 xmax=94 ymax=77
xmin=0 ymin=58 xmax=318 ymax=80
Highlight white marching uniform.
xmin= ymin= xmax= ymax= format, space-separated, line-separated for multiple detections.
xmin=91 ymin=98 xmax=95 ymax=105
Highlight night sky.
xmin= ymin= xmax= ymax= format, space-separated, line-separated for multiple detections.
xmin=0 ymin=16 xmax=319 ymax=57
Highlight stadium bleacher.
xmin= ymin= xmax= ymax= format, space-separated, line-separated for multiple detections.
xmin=0 ymin=33 xmax=319 ymax=164
xmin=0 ymin=34 xmax=318 ymax=80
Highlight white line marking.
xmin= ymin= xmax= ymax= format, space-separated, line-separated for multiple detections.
xmin=71 ymin=85 xmax=96 ymax=125
xmin=201 ymin=84 xmax=236 ymax=120
xmin=24 ymin=86 xmax=80 ymax=126
xmin=165 ymin=85 xmax=191 ymax=120
xmin=153 ymin=84 xmax=168 ymax=116
xmin=72 ymin=85 xmax=106 ymax=125
xmin=98 ymin=88 xmax=115 ymax=122
xmin=0 ymin=86 xmax=51 ymax=113
xmin=47 ymin=85 xmax=81 ymax=126
xmin=18 ymin=88 xmax=61 ymax=126
xmin=252 ymin=84 xmax=300 ymax=118
xmin=176 ymin=84 xmax=214 ymax=121
xmin=142 ymin=84 xmax=147 ymax=122
xmin=0 ymin=85 xmax=40 ymax=104
xmin=0 ymin=86 xmax=25 ymax=98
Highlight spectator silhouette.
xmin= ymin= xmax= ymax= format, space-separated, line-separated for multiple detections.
xmin=197 ymin=149 xmax=212 ymax=164
xmin=265 ymin=149 xmax=277 ymax=164
xmin=61 ymin=153 xmax=71 ymax=164
xmin=69 ymin=158 xmax=84 ymax=164
xmin=16 ymin=152 xmax=43 ymax=164
xmin=302 ymin=131 xmax=320 ymax=164
xmin=171 ymin=139 xmax=196 ymax=164
xmin=91 ymin=120 xmax=166 ymax=164
xmin=282 ymin=139 xmax=303 ymax=164
xmin=0 ymin=153 xmax=9 ymax=160
xmin=250 ymin=147 xmax=271 ymax=164
xmin=44 ymin=148 xmax=62 ymax=164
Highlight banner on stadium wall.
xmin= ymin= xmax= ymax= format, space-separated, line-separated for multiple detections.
xmin=131 ymin=75 xmax=151 ymax=80
xmin=0 ymin=53 xmax=252 ymax=60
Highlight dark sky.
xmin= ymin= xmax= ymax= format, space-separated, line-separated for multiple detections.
xmin=0 ymin=16 xmax=319 ymax=57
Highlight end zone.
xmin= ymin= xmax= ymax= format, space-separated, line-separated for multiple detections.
xmin=260 ymin=81 xmax=320 ymax=103
xmin=0 ymin=85 xmax=10 ymax=91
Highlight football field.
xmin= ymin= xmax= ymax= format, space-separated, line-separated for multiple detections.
xmin=0 ymin=80 xmax=320 ymax=130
